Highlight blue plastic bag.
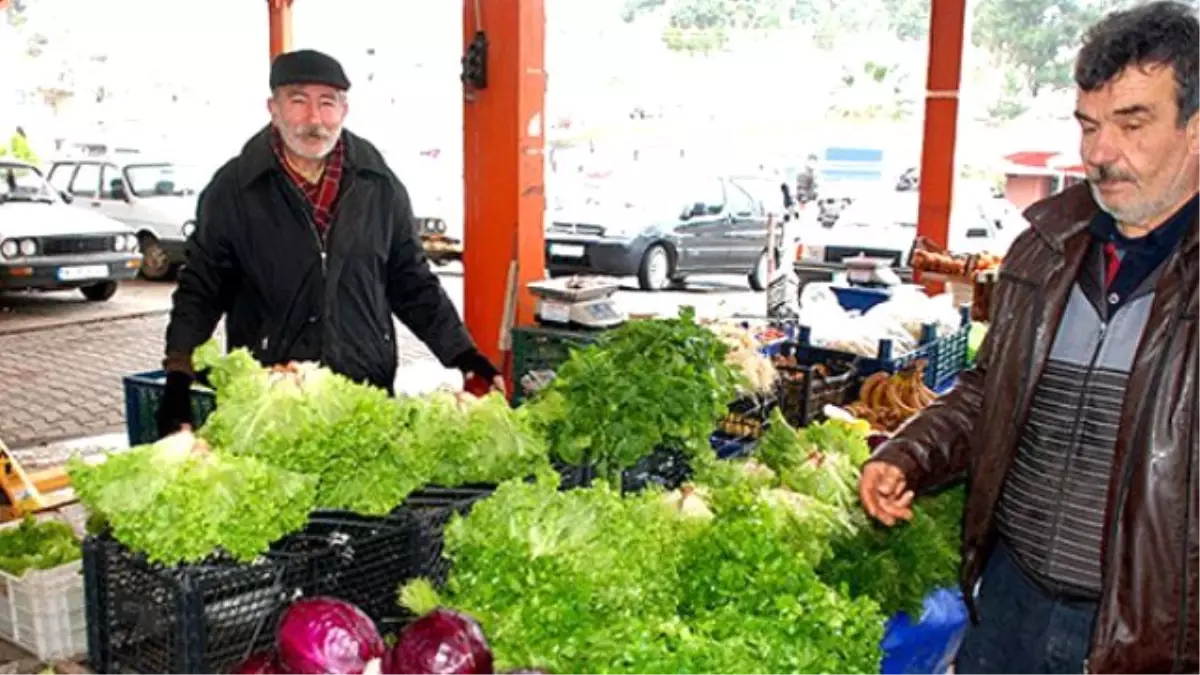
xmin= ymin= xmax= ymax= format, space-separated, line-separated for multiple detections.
xmin=880 ymin=588 xmax=969 ymax=674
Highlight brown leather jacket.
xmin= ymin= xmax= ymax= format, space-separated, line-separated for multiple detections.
xmin=873 ymin=183 xmax=1198 ymax=674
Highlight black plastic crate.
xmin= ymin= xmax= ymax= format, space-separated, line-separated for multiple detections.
xmin=774 ymin=355 xmax=858 ymax=427
xmin=555 ymin=446 xmax=693 ymax=494
xmin=84 ymin=537 xmax=300 ymax=675
xmin=404 ymin=485 xmax=497 ymax=511
xmin=84 ymin=509 xmax=439 ymax=674
xmin=510 ymin=326 xmax=603 ymax=405
xmin=273 ymin=510 xmax=442 ymax=631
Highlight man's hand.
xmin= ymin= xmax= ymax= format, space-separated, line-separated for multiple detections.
xmin=156 ymin=370 xmax=195 ymax=439
xmin=859 ymin=460 xmax=914 ymax=526
xmin=453 ymin=349 xmax=506 ymax=396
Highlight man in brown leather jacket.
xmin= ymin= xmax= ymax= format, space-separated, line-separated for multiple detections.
xmin=859 ymin=3 xmax=1198 ymax=673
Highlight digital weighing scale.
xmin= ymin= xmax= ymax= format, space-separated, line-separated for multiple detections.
xmin=527 ymin=277 xmax=628 ymax=328
xmin=841 ymin=256 xmax=903 ymax=288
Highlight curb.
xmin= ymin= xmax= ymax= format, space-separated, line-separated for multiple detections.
xmin=0 ymin=308 xmax=170 ymax=337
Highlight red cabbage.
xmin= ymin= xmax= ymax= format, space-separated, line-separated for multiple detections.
xmin=230 ymin=651 xmax=281 ymax=674
xmin=385 ymin=609 xmax=493 ymax=674
xmin=276 ymin=597 xmax=386 ymax=675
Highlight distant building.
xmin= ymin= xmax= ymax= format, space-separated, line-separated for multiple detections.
xmin=1000 ymin=150 xmax=1085 ymax=209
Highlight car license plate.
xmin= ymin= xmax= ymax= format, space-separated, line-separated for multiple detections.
xmin=549 ymin=244 xmax=585 ymax=258
xmin=57 ymin=265 xmax=108 ymax=281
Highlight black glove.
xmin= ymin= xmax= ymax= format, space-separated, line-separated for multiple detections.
xmin=453 ymin=348 xmax=502 ymax=392
xmin=156 ymin=370 xmax=195 ymax=439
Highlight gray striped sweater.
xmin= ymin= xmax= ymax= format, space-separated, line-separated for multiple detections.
xmin=995 ymin=247 xmax=1161 ymax=597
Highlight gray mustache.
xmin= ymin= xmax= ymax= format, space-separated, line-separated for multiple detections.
xmin=1088 ymin=165 xmax=1134 ymax=183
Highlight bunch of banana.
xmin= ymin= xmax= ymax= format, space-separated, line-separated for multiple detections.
xmin=843 ymin=361 xmax=938 ymax=432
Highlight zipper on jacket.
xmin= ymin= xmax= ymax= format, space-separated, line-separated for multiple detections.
xmin=279 ymin=175 xmax=332 ymax=267
xmin=1042 ymin=320 xmax=1108 ymax=565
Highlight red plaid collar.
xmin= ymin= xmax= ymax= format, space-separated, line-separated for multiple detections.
xmin=271 ymin=128 xmax=344 ymax=235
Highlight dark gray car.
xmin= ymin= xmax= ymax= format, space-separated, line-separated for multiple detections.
xmin=545 ymin=174 xmax=780 ymax=291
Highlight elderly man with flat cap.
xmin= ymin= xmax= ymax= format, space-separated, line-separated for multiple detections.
xmin=156 ymin=49 xmax=502 ymax=436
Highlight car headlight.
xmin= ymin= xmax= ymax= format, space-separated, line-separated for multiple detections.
xmin=0 ymin=240 xmax=17 ymax=258
xmin=127 ymin=234 xmax=140 ymax=253
xmin=18 ymin=239 xmax=36 ymax=257
xmin=114 ymin=236 xmax=127 ymax=252
xmin=182 ymin=220 xmax=196 ymax=238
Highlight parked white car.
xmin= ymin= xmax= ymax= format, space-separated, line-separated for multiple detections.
xmin=794 ymin=189 xmax=1028 ymax=284
xmin=0 ymin=160 xmax=142 ymax=301
xmin=47 ymin=157 xmax=203 ymax=280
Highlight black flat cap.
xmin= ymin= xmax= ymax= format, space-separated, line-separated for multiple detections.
xmin=270 ymin=49 xmax=351 ymax=91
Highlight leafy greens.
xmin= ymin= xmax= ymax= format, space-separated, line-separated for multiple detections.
xmin=401 ymin=477 xmax=887 ymax=674
xmin=526 ymin=307 xmax=742 ymax=483
xmin=68 ymin=431 xmax=317 ymax=565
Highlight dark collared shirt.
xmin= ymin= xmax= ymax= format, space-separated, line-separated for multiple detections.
xmin=1087 ymin=194 xmax=1197 ymax=312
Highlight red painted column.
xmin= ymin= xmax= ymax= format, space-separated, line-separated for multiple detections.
xmin=268 ymin=0 xmax=294 ymax=61
xmin=916 ymin=0 xmax=968 ymax=292
xmin=462 ymin=0 xmax=547 ymax=375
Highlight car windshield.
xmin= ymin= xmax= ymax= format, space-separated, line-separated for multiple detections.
xmin=0 ymin=164 xmax=57 ymax=204
xmin=123 ymin=163 xmax=203 ymax=198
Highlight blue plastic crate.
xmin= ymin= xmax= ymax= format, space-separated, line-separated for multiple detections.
xmin=122 ymin=370 xmax=217 ymax=447
xmin=831 ymin=285 xmax=893 ymax=313
xmin=881 ymin=588 xmax=969 ymax=674
xmin=793 ymin=305 xmax=971 ymax=391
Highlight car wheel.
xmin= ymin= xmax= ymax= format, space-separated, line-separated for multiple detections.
xmin=139 ymin=234 xmax=173 ymax=281
xmin=748 ymin=251 xmax=769 ymax=292
xmin=637 ymin=244 xmax=672 ymax=291
xmin=80 ymin=281 xmax=118 ymax=302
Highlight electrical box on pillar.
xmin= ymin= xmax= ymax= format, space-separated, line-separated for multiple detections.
xmin=462 ymin=31 xmax=489 ymax=93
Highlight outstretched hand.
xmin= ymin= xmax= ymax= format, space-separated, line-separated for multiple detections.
xmin=859 ymin=460 xmax=914 ymax=526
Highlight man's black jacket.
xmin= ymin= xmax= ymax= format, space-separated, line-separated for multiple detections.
xmin=164 ymin=125 xmax=475 ymax=392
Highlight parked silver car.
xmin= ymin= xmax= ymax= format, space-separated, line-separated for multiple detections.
xmin=47 ymin=157 xmax=202 ymax=280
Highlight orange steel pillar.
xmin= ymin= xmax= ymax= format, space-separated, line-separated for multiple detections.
xmin=268 ymin=0 xmax=294 ymax=61
xmin=462 ymin=0 xmax=547 ymax=373
xmin=916 ymin=0 xmax=968 ymax=291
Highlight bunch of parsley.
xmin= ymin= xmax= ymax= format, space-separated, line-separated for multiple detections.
xmin=527 ymin=308 xmax=742 ymax=484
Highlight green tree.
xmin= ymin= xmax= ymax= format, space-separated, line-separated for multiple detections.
xmin=4 ymin=0 xmax=28 ymax=28
xmin=971 ymin=0 xmax=1117 ymax=95
xmin=879 ymin=0 xmax=929 ymax=41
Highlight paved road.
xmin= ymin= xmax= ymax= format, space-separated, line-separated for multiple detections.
xmin=0 ymin=270 xmax=761 ymax=453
